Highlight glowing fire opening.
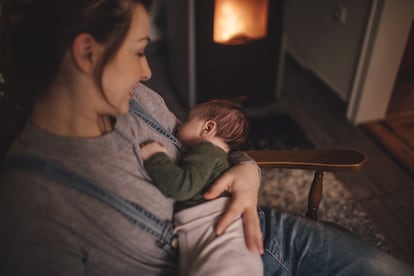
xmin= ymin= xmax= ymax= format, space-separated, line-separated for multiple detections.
xmin=213 ymin=0 xmax=269 ymax=45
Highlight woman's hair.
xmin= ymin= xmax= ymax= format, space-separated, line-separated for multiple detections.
xmin=2 ymin=0 xmax=152 ymax=106
xmin=190 ymin=99 xmax=250 ymax=149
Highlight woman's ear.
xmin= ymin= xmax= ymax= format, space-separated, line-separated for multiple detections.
xmin=201 ymin=120 xmax=217 ymax=136
xmin=71 ymin=33 xmax=102 ymax=73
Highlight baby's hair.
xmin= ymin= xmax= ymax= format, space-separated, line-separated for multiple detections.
xmin=190 ymin=99 xmax=249 ymax=149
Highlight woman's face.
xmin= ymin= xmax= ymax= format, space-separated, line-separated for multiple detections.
xmin=101 ymin=3 xmax=152 ymax=114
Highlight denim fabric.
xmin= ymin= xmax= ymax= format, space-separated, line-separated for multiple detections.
xmin=259 ymin=207 xmax=414 ymax=276
xmin=129 ymin=99 xmax=184 ymax=151
xmin=2 ymin=154 xmax=177 ymax=256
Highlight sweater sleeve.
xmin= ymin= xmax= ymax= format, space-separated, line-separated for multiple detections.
xmin=228 ymin=151 xmax=262 ymax=185
xmin=143 ymin=143 xmax=229 ymax=202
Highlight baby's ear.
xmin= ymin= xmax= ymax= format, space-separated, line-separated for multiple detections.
xmin=201 ymin=120 xmax=217 ymax=136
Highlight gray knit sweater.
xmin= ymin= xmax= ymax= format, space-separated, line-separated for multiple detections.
xmin=0 ymin=85 xmax=179 ymax=275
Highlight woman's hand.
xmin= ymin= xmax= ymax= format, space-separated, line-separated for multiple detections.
xmin=203 ymin=162 xmax=263 ymax=254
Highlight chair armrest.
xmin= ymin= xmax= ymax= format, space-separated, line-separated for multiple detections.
xmin=246 ymin=149 xmax=367 ymax=220
xmin=245 ymin=149 xmax=367 ymax=172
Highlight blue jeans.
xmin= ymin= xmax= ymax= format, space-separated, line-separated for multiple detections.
xmin=259 ymin=208 xmax=414 ymax=276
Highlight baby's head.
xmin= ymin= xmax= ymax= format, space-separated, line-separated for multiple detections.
xmin=178 ymin=99 xmax=249 ymax=150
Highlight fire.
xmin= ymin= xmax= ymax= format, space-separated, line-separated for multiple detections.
xmin=213 ymin=0 xmax=269 ymax=45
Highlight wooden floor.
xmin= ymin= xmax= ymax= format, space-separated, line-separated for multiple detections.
xmin=363 ymin=113 xmax=414 ymax=176
xmin=145 ymin=42 xmax=414 ymax=264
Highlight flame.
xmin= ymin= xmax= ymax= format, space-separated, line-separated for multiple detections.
xmin=214 ymin=0 xmax=269 ymax=45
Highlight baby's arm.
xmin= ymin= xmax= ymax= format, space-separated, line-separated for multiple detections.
xmin=142 ymin=142 xmax=224 ymax=202
xmin=140 ymin=141 xmax=168 ymax=160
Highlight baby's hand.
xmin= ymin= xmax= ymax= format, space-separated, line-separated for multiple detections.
xmin=140 ymin=141 xmax=168 ymax=160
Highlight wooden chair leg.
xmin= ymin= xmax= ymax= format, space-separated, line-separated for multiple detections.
xmin=305 ymin=171 xmax=324 ymax=220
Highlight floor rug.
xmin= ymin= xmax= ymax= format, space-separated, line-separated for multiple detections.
xmin=242 ymin=113 xmax=314 ymax=151
xmin=258 ymin=169 xmax=394 ymax=254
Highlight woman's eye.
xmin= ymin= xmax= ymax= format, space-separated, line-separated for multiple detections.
xmin=136 ymin=52 xmax=145 ymax=57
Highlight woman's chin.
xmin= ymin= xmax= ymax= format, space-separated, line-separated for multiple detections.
xmin=108 ymin=103 xmax=129 ymax=115
xmin=115 ymin=99 xmax=132 ymax=114
xmin=118 ymin=104 xmax=130 ymax=114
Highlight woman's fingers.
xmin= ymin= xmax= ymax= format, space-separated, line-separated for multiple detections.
xmin=204 ymin=162 xmax=263 ymax=253
xmin=215 ymin=200 xmax=239 ymax=235
xmin=203 ymin=172 xmax=231 ymax=200
xmin=243 ymin=207 xmax=264 ymax=254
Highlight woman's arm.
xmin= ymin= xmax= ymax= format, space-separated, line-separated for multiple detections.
xmin=203 ymin=153 xmax=263 ymax=254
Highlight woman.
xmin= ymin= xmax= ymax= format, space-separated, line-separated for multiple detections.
xmin=0 ymin=1 xmax=261 ymax=274
xmin=0 ymin=0 xmax=412 ymax=275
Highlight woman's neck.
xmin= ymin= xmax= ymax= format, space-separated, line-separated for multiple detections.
xmin=31 ymin=88 xmax=113 ymax=137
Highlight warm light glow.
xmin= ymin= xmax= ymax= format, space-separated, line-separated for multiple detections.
xmin=214 ymin=0 xmax=269 ymax=45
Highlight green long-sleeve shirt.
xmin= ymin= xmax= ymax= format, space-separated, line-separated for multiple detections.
xmin=143 ymin=142 xmax=229 ymax=208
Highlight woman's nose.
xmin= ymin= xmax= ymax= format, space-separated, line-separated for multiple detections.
xmin=141 ymin=57 xmax=152 ymax=81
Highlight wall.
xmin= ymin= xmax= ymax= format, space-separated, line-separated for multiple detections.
xmin=285 ymin=0 xmax=373 ymax=101
xmin=285 ymin=0 xmax=414 ymax=124
xmin=165 ymin=0 xmax=196 ymax=107
xmin=347 ymin=0 xmax=414 ymax=123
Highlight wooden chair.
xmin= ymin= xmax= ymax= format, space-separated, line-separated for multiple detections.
xmin=246 ymin=149 xmax=367 ymax=220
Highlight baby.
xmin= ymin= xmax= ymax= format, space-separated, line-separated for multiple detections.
xmin=140 ymin=99 xmax=262 ymax=275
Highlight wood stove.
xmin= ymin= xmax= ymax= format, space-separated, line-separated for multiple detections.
xmin=166 ymin=0 xmax=285 ymax=107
